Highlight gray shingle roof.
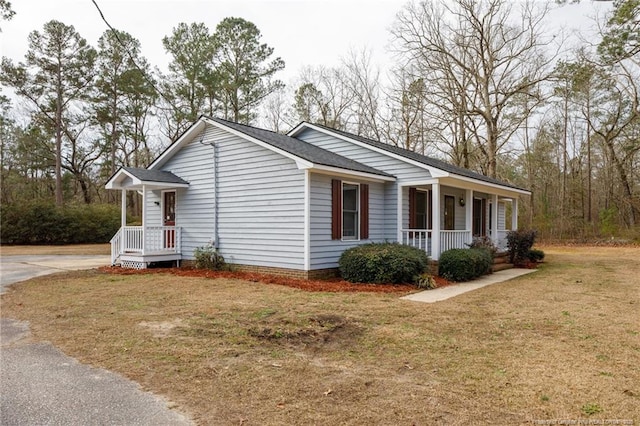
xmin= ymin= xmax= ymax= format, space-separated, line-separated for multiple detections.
xmin=208 ymin=117 xmax=394 ymax=179
xmin=307 ymin=123 xmax=528 ymax=192
xmin=122 ymin=167 xmax=188 ymax=185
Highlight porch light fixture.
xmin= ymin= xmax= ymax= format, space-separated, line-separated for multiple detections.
xmin=154 ymin=201 xmax=160 ymax=206
xmin=459 ymin=197 xmax=465 ymax=207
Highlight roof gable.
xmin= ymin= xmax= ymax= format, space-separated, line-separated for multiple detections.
xmin=207 ymin=117 xmax=394 ymax=179
xmin=289 ymin=122 xmax=528 ymax=193
xmin=148 ymin=116 xmax=394 ymax=182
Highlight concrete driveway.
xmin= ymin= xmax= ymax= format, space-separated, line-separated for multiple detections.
xmin=0 ymin=255 xmax=193 ymax=425
xmin=0 ymin=255 xmax=112 ymax=294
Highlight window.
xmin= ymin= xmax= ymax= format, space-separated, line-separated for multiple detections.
xmin=342 ymin=183 xmax=359 ymax=239
xmin=332 ymin=179 xmax=368 ymax=240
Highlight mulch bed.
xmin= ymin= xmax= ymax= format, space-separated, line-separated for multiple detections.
xmin=98 ymin=266 xmax=452 ymax=294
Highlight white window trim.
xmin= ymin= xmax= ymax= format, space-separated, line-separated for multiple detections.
xmin=341 ymin=181 xmax=360 ymax=241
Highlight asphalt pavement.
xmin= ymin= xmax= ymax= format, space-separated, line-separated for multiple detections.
xmin=0 ymin=255 xmax=193 ymax=425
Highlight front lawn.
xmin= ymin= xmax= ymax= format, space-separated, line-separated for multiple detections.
xmin=2 ymin=247 xmax=638 ymax=425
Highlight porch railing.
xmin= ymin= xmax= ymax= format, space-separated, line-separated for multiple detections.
xmin=400 ymin=229 xmax=432 ymax=255
xmin=110 ymin=228 xmax=122 ymax=265
xmin=490 ymin=229 xmax=509 ymax=251
xmin=112 ymin=226 xmax=181 ymax=259
xmin=440 ymin=230 xmax=473 ymax=253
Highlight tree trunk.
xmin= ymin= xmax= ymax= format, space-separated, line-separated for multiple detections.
xmin=55 ymin=87 xmax=64 ymax=206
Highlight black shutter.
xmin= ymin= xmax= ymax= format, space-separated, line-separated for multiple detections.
xmin=360 ymin=184 xmax=369 ymax=239
xmin=331 ymin=179 xmax=342 ymax=240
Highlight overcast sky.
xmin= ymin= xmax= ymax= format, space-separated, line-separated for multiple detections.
xmin=2 ymin=0 xmax=613 ymax=86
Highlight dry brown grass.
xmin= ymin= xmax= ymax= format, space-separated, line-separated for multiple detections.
xmin=0 ymin=244 xmax=110 ymax=256
xmin=2 ymin=246 xmax=639 ymax=425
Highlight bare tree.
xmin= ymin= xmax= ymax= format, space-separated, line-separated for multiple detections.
xmin=392 ymin=0 xmax=559 ymax=178
xmin=292 ymin=65 xmax=355 ymax=129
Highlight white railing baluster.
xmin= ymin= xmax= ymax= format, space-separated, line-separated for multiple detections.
xmin=399 ymin=229 xmax=432 ymax=256
xmin=109 ymin=225 xmax=182 ymax=262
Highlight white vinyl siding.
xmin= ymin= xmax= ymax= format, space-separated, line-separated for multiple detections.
xmin=145 ymin=190 xmax=161 ymax=226
xmin=309 ymin=172 xmax=385 ymax=269
xmin=159 ymin=125 xmax=305 ymax=269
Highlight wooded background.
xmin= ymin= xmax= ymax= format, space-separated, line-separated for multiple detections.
xmin=1 ymin=0 xmax=639 ymax=242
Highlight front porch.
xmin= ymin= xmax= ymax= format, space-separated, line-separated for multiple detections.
xmin=106 ymin=167 xmax=189 ymax=269
xmin=396 ymin=177 xmax=525 ymax=260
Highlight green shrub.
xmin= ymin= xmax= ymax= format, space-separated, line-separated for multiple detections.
xmin=193 ymin=244 xmax=226 ymax=270
xmin=339 ymin=243 xmax=428 ymax=284
xmin=0 ymin=201 xmax=121 ymax=244
xmin=439 ymin=248 xmax=493 ymax=282
xmin=506 ymin=229 xmax=537 ymax=265
xmin=527 ymin=248 xmax=545 ymax=263
xmin=416 ymin=273 xmax=438 ymax=289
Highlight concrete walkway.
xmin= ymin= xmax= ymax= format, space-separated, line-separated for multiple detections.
xmin=402 ymin=268 xmax=538 ymax=303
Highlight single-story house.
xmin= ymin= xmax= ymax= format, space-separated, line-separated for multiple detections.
xmin=106 ymin=116 xmax=530 ymax=277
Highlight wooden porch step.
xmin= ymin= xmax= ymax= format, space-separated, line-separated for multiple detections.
xmin=492 ymin=262 xmax=514 ymax=272
xmin=493 ymin=252 xmax=510 ymax=264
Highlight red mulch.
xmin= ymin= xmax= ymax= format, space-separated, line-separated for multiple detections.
xmin=98 ymin=266 xmax=452 ymax=294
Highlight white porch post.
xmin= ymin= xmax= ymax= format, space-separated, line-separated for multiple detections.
xmin=431 ymin=182 xmax=441 ymax=260
xmin=396 ymin=184 xmax=403 ymax=243
xmin=491 ymin=193 xmax=499 ymax=246
xmin=141 ymin=184 xmax=146 ymax=255
xmin=121 ymin=189 xmax=127 ymax=254
xmin=512 ymin=198 xmax=519 ymax=230
xmin=121 ymin=189 xmax=127 ymax=228
xmin=465 ymin=189 xmax=473 ymax=243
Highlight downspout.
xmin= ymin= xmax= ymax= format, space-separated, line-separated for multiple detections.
xmin=200 ymin=138 xmax=219 ymax=250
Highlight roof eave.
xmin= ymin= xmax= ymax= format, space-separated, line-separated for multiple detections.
xmin=441 ymin=174 xmax=530 ymax=196
xmin=308 ymin=164 xmax=396 ymax=182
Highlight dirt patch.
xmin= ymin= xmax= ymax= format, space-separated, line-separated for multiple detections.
xmin=247 ymin=314 xmax=362 ymax=351
xmin=138 ymin=319 xmax=184 ymax=338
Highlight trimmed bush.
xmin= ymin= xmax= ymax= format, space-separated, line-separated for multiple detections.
xmin=438 ymin=248 xmax=493 ymax=282
xmin=506 ymin=229 xmax=537 ymax=265
xmin=527 ymin=248 xmax=545 ymax=263
xmin=193 ymin=245 xmax=227 ymax=270
xmin=339 ymin=243 xmax=428 ymax=284
xmin=0 ymin=201 xmax=121 ymax=245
